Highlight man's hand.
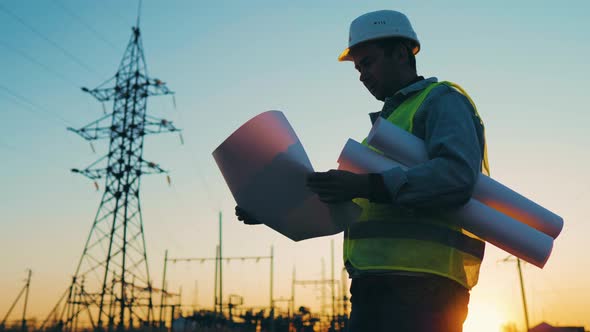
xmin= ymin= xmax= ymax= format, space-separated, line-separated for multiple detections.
xmin=235 ymin=206 xmax=263 ymax=225
xmin=306 ymin=170 xmax=370 ymax=203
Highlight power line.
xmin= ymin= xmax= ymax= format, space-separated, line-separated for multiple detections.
xmin=0 ymin=3 xmax=100 ymax=76
xmin=0 ymin=39 xmax=79 ymax=87
xmin=0 ymin=84 xmax=72 ymax=126
xmin=52 ymin=0 xmax=121 ymax=52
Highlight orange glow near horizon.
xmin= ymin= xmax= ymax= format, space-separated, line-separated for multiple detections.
xmin=463 ymin=301 xmax=505 ymax=332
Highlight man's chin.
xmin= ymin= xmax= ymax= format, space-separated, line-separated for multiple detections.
xmin=372 ymin=92 xmax=385 ymax=101
xmin=367 ymin=87 xmax=385 ymax=101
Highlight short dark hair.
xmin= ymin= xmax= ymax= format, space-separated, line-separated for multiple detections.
xmin=373 ymin=37 xmax=417 ymax=72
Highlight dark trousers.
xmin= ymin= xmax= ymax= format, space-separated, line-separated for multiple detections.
xmin=348 ymin=274 xmax=470 ymax=332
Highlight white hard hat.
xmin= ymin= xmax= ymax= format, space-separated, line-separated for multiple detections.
xmin=338 ymin=10 xmax=420 ymax=62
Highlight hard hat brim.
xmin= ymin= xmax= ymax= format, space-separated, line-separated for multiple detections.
xmin=337 ymin=41 xmax=420 ymax=62
xmin=338 ymin=48 xmax=352 ymax=62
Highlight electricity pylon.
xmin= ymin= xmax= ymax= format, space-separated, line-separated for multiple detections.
xmin=46 ymin=24 xmax=180 ymax=332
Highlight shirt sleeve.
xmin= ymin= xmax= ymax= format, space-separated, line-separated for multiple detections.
xmin=376 ymin=88 xmax=484 ymax=210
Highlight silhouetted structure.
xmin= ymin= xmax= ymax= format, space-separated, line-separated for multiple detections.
xmin=167 ymin=302 xmax=348 ymax=332
xmin=529 ymin=322 xmax=585 ymax=332
xmin=1 ymin=270 xmax=32 ymax=332
xmin=42 ymin=20 xmax=179 ymax=332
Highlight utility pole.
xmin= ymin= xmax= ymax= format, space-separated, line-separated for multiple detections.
xmin=331 ymin=240 xmax=336 ymax=323
xmin=517 ymin=258 xmax=530 ymax=332
xmin=502 ymin=256 xmax=530 ymax=331
xmin=159 ymin=250 xmax=168 ymax=327
xmin=270 ymin=246 xmax=274 ymax=310
xmin=1 ymin=269 xmax=32 ymax=332
xmin=21 ymin=270 xmax=31 ymax=332
xmin=214 ymin=245 xmax=219 ymax=314
xmin=270 ymin=245 xmax=275 ymax=332
xmin=44 ymin=15 xmax=180 ymax=331
xmin=291 ymin=267 xmax=296 ymax=316
xmin=218 ymin=211 xmax=223 ymax=315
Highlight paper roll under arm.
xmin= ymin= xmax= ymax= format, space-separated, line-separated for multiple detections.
xmin=337 ymin=139 xmax=553 ymax=268
xmin=366 ymin=117 xmax=563 ymax=239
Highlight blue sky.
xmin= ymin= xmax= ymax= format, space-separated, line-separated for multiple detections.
xmin=1 ymin=1 xmax=589 ymax=331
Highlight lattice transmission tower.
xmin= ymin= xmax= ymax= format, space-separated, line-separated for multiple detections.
xmin=43 ymin=24 xmax=180 ymax=332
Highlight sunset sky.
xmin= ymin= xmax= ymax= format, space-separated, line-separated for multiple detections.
xmin=1 ymin=1 xmax=589 ymax=331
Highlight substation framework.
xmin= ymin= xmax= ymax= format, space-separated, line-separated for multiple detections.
xmin=290 ymin=241 xmax=349 ymax=331
xmin=159 ymin=214 xmax=275 ymax=327
xmin=161 ymin=246 xmax=275 ymax=326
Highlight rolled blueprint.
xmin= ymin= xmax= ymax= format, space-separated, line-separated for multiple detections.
xmin=337 ymin=139 xmax=553 ymax=268
xmin=366 ymin=117 xmax=563 ymax=239
xmin=213 ymin=111 xmax=360 ymax=241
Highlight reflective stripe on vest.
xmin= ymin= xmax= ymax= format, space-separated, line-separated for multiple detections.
xmin=344 ymin=81 xmax=489 ymax=290
xmin=345 ymin=221 xmax=485 ymax=260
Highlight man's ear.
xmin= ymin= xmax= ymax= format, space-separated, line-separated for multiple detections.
xmin=395 ymin=43 xmax=410 ymax=65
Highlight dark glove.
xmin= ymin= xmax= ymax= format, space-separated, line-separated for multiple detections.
xmin=306 ymin=170 xmax=371 ymax=203
xmin=235 ymin=206 xmax=262 ymax=225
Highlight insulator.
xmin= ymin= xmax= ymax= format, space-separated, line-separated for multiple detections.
xmin=90 ymin=142 xmax=96 ymax=153
xmin=166 ymin=175 xmax=171 ymax=186
xmin=172 ymin=95 xmax=177 ymax=109
xmin=93 ymin=182 xmax=99 ymax=191
xmin=179 ymin=133 xmax=184 ymax=145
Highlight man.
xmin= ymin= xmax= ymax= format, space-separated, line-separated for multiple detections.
xmin=237 ymin=10 xmax=489 ymax=332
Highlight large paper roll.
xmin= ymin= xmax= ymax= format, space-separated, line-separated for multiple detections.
xmin=213 ymin=111 xmax=360 ymax=241
xmin=366 ymin=117 xmax=563 ymax=239
xmin=337 ymin=139 xmax=553 ymax=268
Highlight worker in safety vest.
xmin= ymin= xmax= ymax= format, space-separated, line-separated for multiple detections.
xmin=237 ymin=9 xmax=489 ymax=332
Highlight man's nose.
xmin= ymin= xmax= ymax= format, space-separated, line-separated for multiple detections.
xmin=359 ymin=70 xmax=367 ymax=83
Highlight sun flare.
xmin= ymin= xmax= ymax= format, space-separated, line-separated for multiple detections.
xmin=463 ymin=301 xmax=506 ymax=332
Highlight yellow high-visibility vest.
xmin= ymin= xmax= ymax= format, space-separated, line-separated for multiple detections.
xmin=344 ymin=81 xmax=489 ymax=289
